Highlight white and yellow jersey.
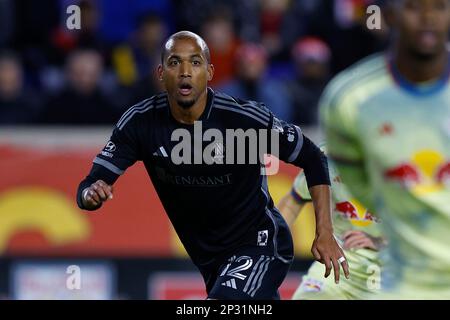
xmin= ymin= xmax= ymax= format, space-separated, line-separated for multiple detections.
xmin=320 ymin=52 xmax=450 ymax=297
xmin=292 ymin=158 xmax=382 ymax=299
xmin=292 ymin=157 xmax=382 ymax=249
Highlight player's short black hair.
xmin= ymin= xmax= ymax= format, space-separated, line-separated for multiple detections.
xmin=160 ymin=31 xmax=211 ymax=64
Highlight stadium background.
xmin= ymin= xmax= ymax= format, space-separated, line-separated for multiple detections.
xmin=0 ymin=0 xmax=388 ymax=299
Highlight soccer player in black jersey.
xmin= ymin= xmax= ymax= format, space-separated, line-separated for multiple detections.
xmin=77 ymin=31 xmax=349 ymax=299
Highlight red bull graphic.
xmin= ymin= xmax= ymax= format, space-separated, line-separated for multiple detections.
xmin=384 ymin=150 xmax=450 ymax=195
xmin=384 ymin=164 xmax=420 ymax=187
xmin=437 ymin=162 xmax=450 ymax=185
xmin=364 ymin=212 xmax=377 ymax=222
xmin=300 ymin=277 xmax=323 ymax=293
xmin=335 ymin=200 xmax=379 ymax=227
xmin=335 ymin=202 xmax=359 ymax=219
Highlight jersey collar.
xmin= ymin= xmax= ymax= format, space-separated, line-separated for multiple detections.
xmin=387 ymin=52 xmax=450 ymax=96
xmin=199 ymin=87 xmax=215 ymax=121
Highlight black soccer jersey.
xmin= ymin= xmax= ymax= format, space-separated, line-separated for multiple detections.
xmin=77 ymin=88 xmax=327 ymax=267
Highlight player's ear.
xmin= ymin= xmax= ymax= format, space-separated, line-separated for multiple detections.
xmin=207 ymin=63 xmax=214 ymax=82
xmin=157 ymin=64 xmax=164 ymax=82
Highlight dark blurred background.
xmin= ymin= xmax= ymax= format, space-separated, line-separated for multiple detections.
xmin=0 ymin=0 xmax=390 ymax=127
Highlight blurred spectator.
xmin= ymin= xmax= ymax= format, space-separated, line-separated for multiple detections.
xmin=287 ymin=37 xmax=331 ymax=126
xmin=39 ymin=49 xmax=118 ymax=124
xmin=219 ymin=43 xmax=292 ymax=121
xmin=0 ymin=0 xmax=14 ymax=47
xmin=278 ymin=0 xmax=314 ymax=56
xmin=172 ymin=0 xmax=232 ymax=33
xmin=0 ymin=51 xmax=41 ymax=124
xmin=98 ymin=0 xmax=173 ymax=44
xmin=201 ymin=11 xmax=241 ymax=88
xmin=12 ymin=0 xmax=59 ymax=50
xmin=304 ymin=0 xmax=387 ymax=73
xmin=112 ymin=13 xmax=167 ymax=87
xmin=0 ymin=0 xmax=388 ymax=126
xmin=50 ymin=0 xmax=108 ymax=65
xmin=259 ymin=0 xmax=290 ymax=60
xmin=231 ymin=0 xmax=260 ymax=43
xmin=10 ymin=0 xmax=59 ymax=87
xmin=172 ymin=0 xmax=260 ymax=42
xmin=126 ymin=64 xmax=165 ymax=107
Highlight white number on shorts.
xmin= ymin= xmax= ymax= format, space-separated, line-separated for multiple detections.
xmin=366 ymin=264 xmax=381 ymax=290
xmin=220 ymin=256 xmax=253 ymax=280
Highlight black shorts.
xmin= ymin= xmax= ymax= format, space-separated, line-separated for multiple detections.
xmin=200 ymin=246 xmax=292 ymax=300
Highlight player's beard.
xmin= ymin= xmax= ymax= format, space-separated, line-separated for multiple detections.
xmin=407 ymin=39 xmax=446 ymax=62
xmin=410 ymin=48 xmax=441 ymax=62
xmin=177 ymin=98 xmax=196 ymax=109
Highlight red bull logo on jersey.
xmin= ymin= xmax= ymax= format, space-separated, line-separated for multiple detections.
xmin=300 ymin=277 xmax=323 ymax=293
xmin=384 ymin=150 xmax=450 ymax=195
xmin=335 ymin=199 xmax=379 ymax=227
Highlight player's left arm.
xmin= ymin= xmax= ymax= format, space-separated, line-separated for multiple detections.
xmin=278 ymin=191 xmax=306 ymax=227
xmin=278 ymin=170 xmax=315 ymax=227
xmin=269 ymin=115 xmax=349 ymax=283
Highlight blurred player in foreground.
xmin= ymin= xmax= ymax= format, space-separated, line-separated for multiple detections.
xmin=321 ymin=0 xmax=450 ymax=298
xmin=77 ymin=31 xmax=348 ymax=299
xmin=279 ymin=145 xmax=386 ymax=299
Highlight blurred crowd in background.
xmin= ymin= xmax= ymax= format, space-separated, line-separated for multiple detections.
xmin=0 ymin=0 xmax=388 ymax=127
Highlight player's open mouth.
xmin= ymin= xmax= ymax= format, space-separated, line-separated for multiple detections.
xmin=417 ymin=30 xmax=438 ymax=47
xmin=178 ymin=83 xmax=193 ymax=96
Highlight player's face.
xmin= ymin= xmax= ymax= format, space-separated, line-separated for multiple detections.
xmin=393 ymin=0 xmax=450 ymax=58
xmin=158 ymin=37 xmax=213 ymax=109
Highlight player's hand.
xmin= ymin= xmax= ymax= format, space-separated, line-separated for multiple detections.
xmin=311 ymin=231 xmax=350 ymax=284
xmin=82 ymin=180 xmax=113 ymax=209
xmin=343 ymin=230 xmax=384 ymax=251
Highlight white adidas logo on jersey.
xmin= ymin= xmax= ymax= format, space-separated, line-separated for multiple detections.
xmin=153 ymin=146 xmax=168 ymax=157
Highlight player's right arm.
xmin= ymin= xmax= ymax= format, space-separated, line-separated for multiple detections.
xmin=269 ymin=118 xmax=348 ymax=282
xmin=77 ymin=115 xmax=141 ymax=211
